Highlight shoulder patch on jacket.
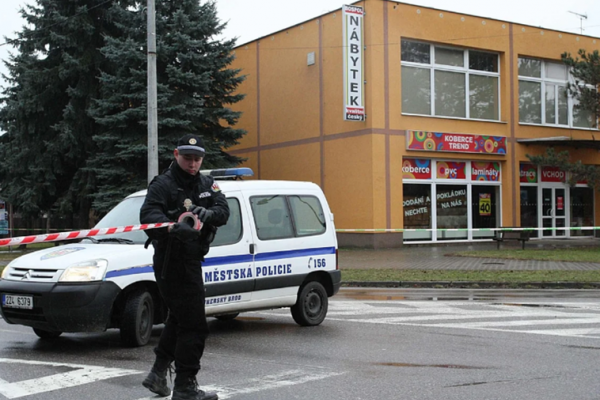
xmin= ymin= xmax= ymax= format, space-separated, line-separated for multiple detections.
xmin=211 ymin=182 xmax=221 ymax=192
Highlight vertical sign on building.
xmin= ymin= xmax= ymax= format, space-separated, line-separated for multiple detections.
xmin=343 ymin=5 xmax=365 ymax=121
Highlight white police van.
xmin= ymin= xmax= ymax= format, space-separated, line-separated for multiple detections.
xmin=0 ymin=168 xmax=341 ymax=346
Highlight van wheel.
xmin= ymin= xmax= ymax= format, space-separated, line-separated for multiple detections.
xmin=291 ymin=281 xmax=328 ymax=326
xmin=120 ymin=290 xmax=154 ymax=347
xmin=215 ymin=313 xmax=239 ymax=321
xmin=33 ymin=328 xmax=62 ymax=339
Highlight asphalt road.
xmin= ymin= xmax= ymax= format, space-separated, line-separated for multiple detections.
xmin=1 ymin=288 xmax=600 ymax=400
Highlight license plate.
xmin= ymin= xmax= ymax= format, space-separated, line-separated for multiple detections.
xmin=2 ymin=294 xmax=34 ymax=310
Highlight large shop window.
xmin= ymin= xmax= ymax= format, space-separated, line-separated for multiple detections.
xmin=401 ymin=40 xmax=500 ymax=121
xmin=403 ymin=184 xmax=432 ymax=241
xmin=436 ymin=185 xmax=468 ymax=240
xmin=570 ymin=187 xmax=594 ymax=236
xmin=518 ymin=57 xmax=597 ymax=129
xmin=403 ymin=159 xmax=501 ymax=242
xmin=520 ymin=186 xmax=538 ymax=229
xmin=471 ymin=186 xmax=499 ymax=239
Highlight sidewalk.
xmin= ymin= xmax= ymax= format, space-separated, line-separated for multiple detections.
xmin=338 ymin=237 xmax=600 ymax=271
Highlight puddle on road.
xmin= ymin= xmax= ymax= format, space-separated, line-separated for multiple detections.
xmin=373 ymin=362 xmax=488 ymax=369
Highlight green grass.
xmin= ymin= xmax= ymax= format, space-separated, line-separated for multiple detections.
xmin=341 ymin=269 xmax=600 ymax=283
xmin=0 ymin=243 xmax=54 ymax=261
xmin=450 ymin=246 xmax=600 ymax=263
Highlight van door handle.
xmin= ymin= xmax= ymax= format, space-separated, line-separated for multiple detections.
xmin=249 ymin=243 xmax=255 ymax=254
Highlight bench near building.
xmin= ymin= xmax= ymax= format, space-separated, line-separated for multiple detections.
xmin=227 ymin=0 xmax=600 ymax=248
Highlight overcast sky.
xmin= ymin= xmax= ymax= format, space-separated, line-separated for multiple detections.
xmin=1 ymin=0 xmax=599 ymax=89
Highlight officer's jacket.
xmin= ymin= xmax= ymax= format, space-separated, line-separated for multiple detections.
xmin=140 ymin=163 xmax=230 ymax=263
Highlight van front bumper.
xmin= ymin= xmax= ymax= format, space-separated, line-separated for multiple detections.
xmin=0 ymin=279 xmax=120 ymax=333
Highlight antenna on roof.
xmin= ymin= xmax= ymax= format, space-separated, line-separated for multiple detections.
xmin=568 ymin=11 xmax=588 ymax=34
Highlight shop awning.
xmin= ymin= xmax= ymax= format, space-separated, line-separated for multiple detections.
xmin=517 ymin=136 xmax=600 ymax=150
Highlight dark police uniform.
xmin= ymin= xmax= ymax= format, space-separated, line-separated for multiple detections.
xmin=140 ymin=162 xmax=229 ymax=388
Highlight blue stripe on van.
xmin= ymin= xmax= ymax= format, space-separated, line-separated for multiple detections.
xmin=105 ymin=246 xmax=336 ymax=278
xmin=202 ymin=254 xmax=254 ymax=267
xmin=254 ymin=246 xmax=336 ymax=262
xmin=106 ymin=265 xmax=154 ymax=279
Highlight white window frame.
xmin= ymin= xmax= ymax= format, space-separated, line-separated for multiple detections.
xmin=401 ymin=40 xmax=501 ymax=122
xmin=518 ymin=57 xmax=598 ymax=130
xmin=402 ymin=159 xmax=503 ymax=243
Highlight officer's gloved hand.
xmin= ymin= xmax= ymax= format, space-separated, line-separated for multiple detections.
xmin=191 ymin=206 xmax=215 ymax=223
xmin=170 ymin=222 xmax=199 ymax=242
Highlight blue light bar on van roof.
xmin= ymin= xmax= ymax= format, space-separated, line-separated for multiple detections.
xmin=200 ymin=167 xmax=254 ymax=180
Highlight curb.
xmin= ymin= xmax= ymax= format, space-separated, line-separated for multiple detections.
xmin=342 ymin=281 xmax=600 ymax=289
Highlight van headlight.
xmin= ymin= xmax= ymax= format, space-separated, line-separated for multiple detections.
xmin=59 ymin=259 xmax=108 ymax=282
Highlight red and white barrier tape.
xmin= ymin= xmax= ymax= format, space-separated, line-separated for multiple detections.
xmin=0 ymin=222 xmax=175 ymax=248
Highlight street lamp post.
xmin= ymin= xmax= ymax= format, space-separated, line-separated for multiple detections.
xmin=147 ymin=0 xmax=159 ymax=183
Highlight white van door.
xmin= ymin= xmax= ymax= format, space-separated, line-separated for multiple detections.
xmin=243 ymin=189 xmax=335 ymax=309
xmin=203 ymin=192 xmax=255 ymax=313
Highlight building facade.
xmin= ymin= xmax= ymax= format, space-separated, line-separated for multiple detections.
xmin=227 ymin=0 xmax=600 ymax=248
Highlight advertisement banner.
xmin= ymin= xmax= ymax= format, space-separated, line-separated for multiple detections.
xmin=479 ymin=193 xmax=491 ymax=216
xmin=406 ymin=131 xmax=507 ymax=155
xmin=343 ymin=5 xmax=365 ymax=121
xmin=402 ymin=159 xmax=431 ymax=180
xmin=471 ymin=162 xmax=501 ymax=181
xmin=436 ymin=161 xmax=466 ymax=180
xmin=519 ymin=163 xmax=537 ymax=183
xmin=541 ymin=166 xmax=566 ymax=183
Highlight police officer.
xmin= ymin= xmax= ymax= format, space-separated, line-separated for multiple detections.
xmin=140 ymin=133 xmax=229 ymax=400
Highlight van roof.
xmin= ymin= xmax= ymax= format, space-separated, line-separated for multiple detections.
xmin=127 ymin=180 xmax=322 ymax=199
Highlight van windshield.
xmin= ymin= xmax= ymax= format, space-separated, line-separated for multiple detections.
xmin=88 ymin=196 xmax=148 ymax=244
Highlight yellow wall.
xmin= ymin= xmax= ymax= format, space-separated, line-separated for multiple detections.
xmin=229 ymin=0 xmax=600 ymax=235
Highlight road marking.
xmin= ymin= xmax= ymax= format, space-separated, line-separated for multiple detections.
xmin=0 ymin=358 xmax=141 ymax=399
xmin=135 ymin=369 xmax=344 ymax=400
xmin=311 ymin=300 xmax=600 ymax=339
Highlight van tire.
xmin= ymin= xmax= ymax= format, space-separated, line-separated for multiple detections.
xmin=291 ymin=281 xmax=328 ymax=326
xmin=33 ymin=328 xmax=62 ymax=339
xmin=120 ymin=290 xmax=154 ymax=347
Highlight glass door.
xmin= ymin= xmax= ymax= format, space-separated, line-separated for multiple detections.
xmin=541 ymin=188 xmax=566 ymax=237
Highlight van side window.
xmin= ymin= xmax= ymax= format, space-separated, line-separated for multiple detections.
xmin=289 ymin=195 xmax=326 ymax=236
xmin=250 ymin=195 xmax=294 ymax=240
xmin=212 ymin=198 xmax=243 ymax=246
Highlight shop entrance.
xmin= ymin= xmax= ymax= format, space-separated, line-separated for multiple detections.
xmin=541 ymin=187 xmax=566 ymax=237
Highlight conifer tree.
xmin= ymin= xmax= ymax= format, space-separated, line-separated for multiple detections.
xmin=89 ymin=0 xmax=245 ymax=212
xmin=0 ymin=0 xmax=112 ymax=223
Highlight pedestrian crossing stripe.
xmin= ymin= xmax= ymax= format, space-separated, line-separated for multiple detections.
xmin=320 ymin=301 xmax=600 ymax=339
xmin=134 ymin=369 xmax=345 ymax=400
xmin=0 ymin=358 xmax=141 ymax=399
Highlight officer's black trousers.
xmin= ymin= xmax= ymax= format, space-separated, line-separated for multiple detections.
xmin=153 ymin=258 xmax=209 ymax=387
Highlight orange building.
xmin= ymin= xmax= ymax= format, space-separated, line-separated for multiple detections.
xmin=227 ymin=0 xmax=600 ymax=248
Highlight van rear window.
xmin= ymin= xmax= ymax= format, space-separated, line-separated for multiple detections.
xmin=250 ymin=195 xmax=326 ymax=240
xmin=288 ymin=196 xmax=326 ymax=236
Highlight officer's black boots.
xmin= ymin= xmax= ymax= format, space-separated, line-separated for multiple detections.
xmin=142 ymin=358 xmax=172 ymax=397
xmin=172 ymin=378 xmax=218 ymax=400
